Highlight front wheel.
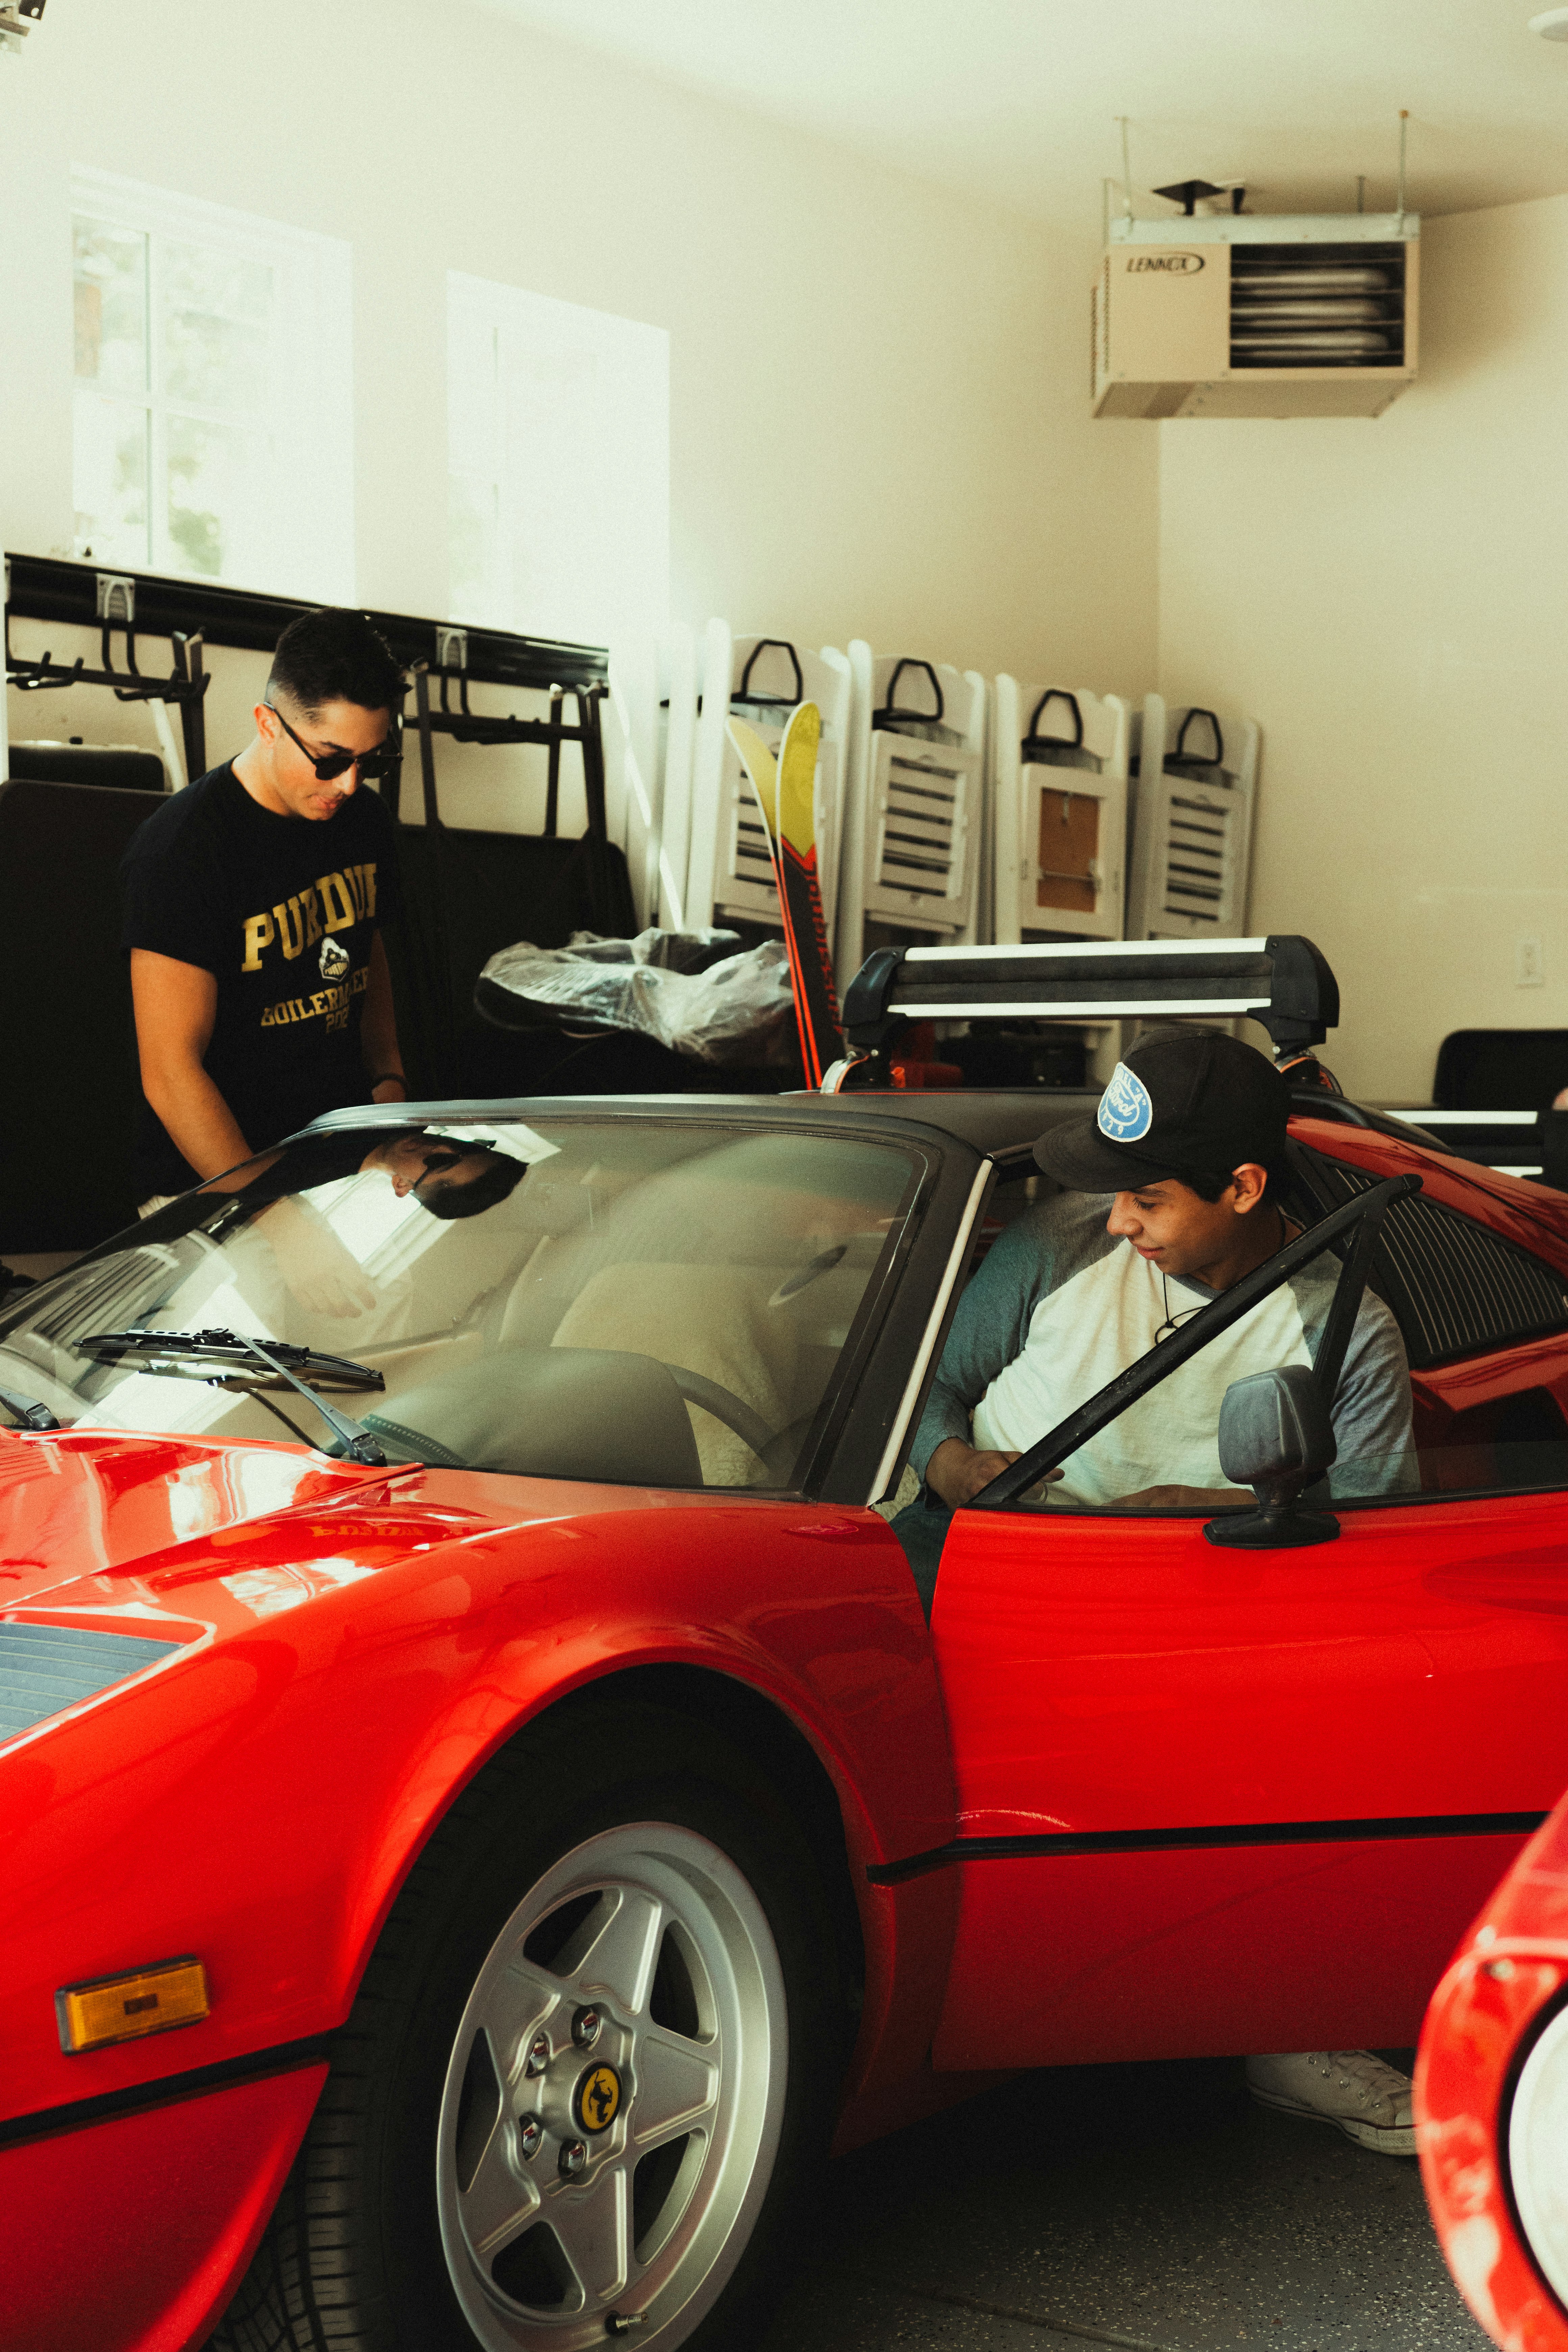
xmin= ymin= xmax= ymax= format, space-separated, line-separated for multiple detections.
xmin=438 ymin=1818 xmax=787 ymax=2344
xmin=212 ymin=1704 xmax=847 ymax=2352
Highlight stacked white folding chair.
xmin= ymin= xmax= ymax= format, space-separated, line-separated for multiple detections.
xmin=683 ymin=622 xmax=852 ymax=941
xmin=992 ymin=679 xmax=1133 ymax=947
xmin=1128 ymin=697 xmax=1259 ymax=940
xmin=606 ymin=623 xmax=701 ymax=930
xmin=835 ymin=646 xmax=985 ymax=995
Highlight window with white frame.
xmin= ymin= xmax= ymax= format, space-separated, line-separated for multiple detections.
xmin=71 ymin=167 xmax=354 ymax=601
xmin=447 ymin=272 xmax=669 ymax=649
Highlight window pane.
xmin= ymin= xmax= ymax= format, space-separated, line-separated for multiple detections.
xmin=162 ymin=413 xmax=266 ymax=580
xmin=73 ymin=216 xmax=147 ymax=396
xmin=447 ymin=275 xmax=669 ymax=646
xmin=72 ymin=392 xmax=148 ymax=566
xmin=161 ymin=237 xmax=273 ymax=411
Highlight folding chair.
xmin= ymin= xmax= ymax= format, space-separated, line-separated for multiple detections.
xmin=1127 ymin=696 xmax=1259 ymax=939
xmin=606 ymin=623 xmax=697 ymax=930
xmin=0 ymin=777 xmax=165 ymax=1247
xmin=992 ymin=678 xmax=1132 ymax=947
xmin=682 ymin=623 xmax=852 ymax=942
xmin=835 ymin=644 xmax=985 ymax=994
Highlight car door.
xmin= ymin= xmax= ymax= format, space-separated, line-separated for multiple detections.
xmin=928 ymin=1486 xmax=1568 ymax=2071
xmin=923 ymin=1159 xmax=1568 ymax=2073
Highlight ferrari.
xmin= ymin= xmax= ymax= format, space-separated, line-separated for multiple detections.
xmin=4 ymin=937 xmax=1568 ymax=2352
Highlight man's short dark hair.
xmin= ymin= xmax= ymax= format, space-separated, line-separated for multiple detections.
xmin=422 ymin=1151 xmax=526 ymax=1222
xmin=268 ymin=609 xmax=404 ymax=721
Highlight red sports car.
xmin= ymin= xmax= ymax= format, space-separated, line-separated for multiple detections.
xmin=4 ymin=938 xmax=1568 ymax=2352
xmin=1418 ymin=1788 xmax=1568 ymax=2352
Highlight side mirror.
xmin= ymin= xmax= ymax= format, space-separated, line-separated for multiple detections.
xmin=1206 ymin=1364 xmax=1339 ymax=1550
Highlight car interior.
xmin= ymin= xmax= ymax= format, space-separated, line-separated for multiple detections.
xmin=0 ymin=1121 xmax=918 ymax=1492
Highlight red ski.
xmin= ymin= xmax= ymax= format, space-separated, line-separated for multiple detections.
xmin=727 ymin=704 xmax=842 ymax=1086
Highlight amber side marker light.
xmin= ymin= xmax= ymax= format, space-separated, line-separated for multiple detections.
xmin=55 ymin=1957 xmax=209 ymax=2054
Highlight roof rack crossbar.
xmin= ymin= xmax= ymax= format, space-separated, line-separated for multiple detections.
xmin=839 ymin=934 xmax=1338 ymax=1062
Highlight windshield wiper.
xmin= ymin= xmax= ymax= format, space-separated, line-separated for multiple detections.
xmin=78 ymin=1326 xmax=387 ymax=1466
xmin=0 ymin=1384 xmax=61 ymax=1432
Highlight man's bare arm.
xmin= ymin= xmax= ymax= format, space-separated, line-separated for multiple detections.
xmin=360 ymin=932 xmax=406 ymax=1101
xmin=926 ymin=1437 xmax=1022 ymax=1506
xmin=129 ymin=949 xmax=255 ymax=1185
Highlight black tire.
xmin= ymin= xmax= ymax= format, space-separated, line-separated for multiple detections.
xmin=210 ymin=1697 xmax=850 ymax=2351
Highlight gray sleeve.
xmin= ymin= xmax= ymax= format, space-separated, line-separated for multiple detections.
xmin=1326 ymin=1292 xmax=1417 ymax=1496
xmin=909 ymin=1204 xmax=1053 ymax=1483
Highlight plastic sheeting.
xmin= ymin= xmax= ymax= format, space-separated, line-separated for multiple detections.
xmin=475 ymin=928 xmax=796 ymax=1065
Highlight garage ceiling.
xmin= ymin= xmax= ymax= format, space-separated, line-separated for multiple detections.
xmin=471 ymin=0 xmax=1568 ymax=225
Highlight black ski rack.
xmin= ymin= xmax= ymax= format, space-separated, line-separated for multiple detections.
xmin=402 ymin=661 xmax=608 ymax=838
xmin=839 ymin=935 xmax=1339 ymax=1062
xmin=5 ymin=551 xmax=604 ymax=693
xmin=5 ymin=561 xmax=211 ymax=778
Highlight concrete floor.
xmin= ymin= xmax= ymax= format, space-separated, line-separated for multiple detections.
xmin=761 ymin=2055 xmax=1489 ymax=2352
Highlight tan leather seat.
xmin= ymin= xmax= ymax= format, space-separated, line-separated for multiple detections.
xmin=551 ymin=1263 xmax=800 ymax=1484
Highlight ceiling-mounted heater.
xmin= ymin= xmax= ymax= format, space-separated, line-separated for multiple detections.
xmin=1093 ymin=117 xmax=1418 ymax=420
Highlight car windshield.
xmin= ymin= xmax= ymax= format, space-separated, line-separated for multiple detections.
xmin=0 ymin=1117 xmax=919 ymax=1491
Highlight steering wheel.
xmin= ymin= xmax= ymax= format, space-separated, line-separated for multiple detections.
xmin=665 ymin=1368 xmax=822 ymax=1486
xmin=664 ymin=1363 xmax=779 ymax=1468
xmin=667 ymin=1369 xmax=817 ymax=1486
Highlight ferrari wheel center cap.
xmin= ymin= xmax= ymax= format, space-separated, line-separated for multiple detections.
xmin=574 ymin=2060 xmax=622 ymax=2135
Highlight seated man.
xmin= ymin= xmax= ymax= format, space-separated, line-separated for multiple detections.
xmin=898 ymin=1026 xmax=1419 ymax=2156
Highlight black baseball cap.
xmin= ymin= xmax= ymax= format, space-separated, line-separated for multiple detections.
xmin=1034 ymin=1028 xmax=1289 ymax=1193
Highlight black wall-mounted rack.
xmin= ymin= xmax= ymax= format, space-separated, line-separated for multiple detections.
xmin=4 ymin=552 xmax=607 ymax=693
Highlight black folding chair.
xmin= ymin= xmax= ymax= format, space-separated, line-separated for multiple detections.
xmin=1432 ymin=1030 xmax=1568 ymax=1111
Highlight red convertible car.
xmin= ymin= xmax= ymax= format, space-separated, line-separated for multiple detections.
xmin=4 ymin=938 xmax=1568 ymax=2352
xmin=1418 ymin=1787 xmax=1568 ymax=2352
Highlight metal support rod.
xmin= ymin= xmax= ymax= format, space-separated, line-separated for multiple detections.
xmin=1117 ymin=117 xmax=1133 ymax=220
xmin=1396 ymin=109 xmax=1408 ymax=235
xmin=544 ymin=685 xmax=563 ymax=837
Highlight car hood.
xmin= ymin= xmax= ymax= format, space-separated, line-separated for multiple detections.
xmin=0 ymin=1426 xmax=393 ymax=1604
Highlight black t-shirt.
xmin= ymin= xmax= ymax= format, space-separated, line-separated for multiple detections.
xmin=121 ymin=764 xmax=401 ymax=1195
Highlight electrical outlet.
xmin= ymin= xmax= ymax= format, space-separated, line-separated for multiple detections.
xmin=1517 ymin=935 xmax=1545 ymax=987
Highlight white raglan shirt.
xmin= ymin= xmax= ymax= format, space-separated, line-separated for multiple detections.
xmin=916 ymin=1190 xmax=1416 ymax=1506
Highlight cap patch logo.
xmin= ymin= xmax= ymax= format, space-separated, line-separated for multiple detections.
xmin=1098 ymin=1062 xmax=1153 ymax=1143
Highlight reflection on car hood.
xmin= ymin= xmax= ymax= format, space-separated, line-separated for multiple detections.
xmin=0 ymin=1427 xmax=391 ymax=1603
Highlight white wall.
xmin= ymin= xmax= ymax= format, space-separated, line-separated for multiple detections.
xmin=1159 ymin=194 xmax=1568 ymax=1104
xmin=0 ymin=0 xmax=1157 ymax=736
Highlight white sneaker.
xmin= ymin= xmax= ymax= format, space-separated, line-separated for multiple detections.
xmin=1246 ymin=2050 xmax=1416 ymax=2155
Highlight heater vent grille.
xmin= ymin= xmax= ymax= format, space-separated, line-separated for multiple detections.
xmin=1230 ymin=241 xmax=1406 ymax=371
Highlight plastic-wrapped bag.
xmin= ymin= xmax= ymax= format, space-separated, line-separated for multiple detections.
xmin=474 ymin=928 xmax=796 ymax=1066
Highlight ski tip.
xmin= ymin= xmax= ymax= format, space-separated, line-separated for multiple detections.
xmin=777 ymin=700 xmax=820 ymax=858
xmin=726 ymin=713 xmax=776 ymax=784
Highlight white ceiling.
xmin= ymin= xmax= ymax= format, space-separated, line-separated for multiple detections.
xmin=471 ymin=0 xmax=1568 ymax=228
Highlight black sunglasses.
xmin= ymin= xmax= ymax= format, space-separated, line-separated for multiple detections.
xmin=266 ymin=699 xmax=398 ymax=783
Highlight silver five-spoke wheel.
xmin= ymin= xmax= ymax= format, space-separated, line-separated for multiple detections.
xmin=436 ymin=1821 xmax=788 ymax=2348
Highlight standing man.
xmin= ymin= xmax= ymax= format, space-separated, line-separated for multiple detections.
xmin=122 ymin=608 xmax=409 ymax=1209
